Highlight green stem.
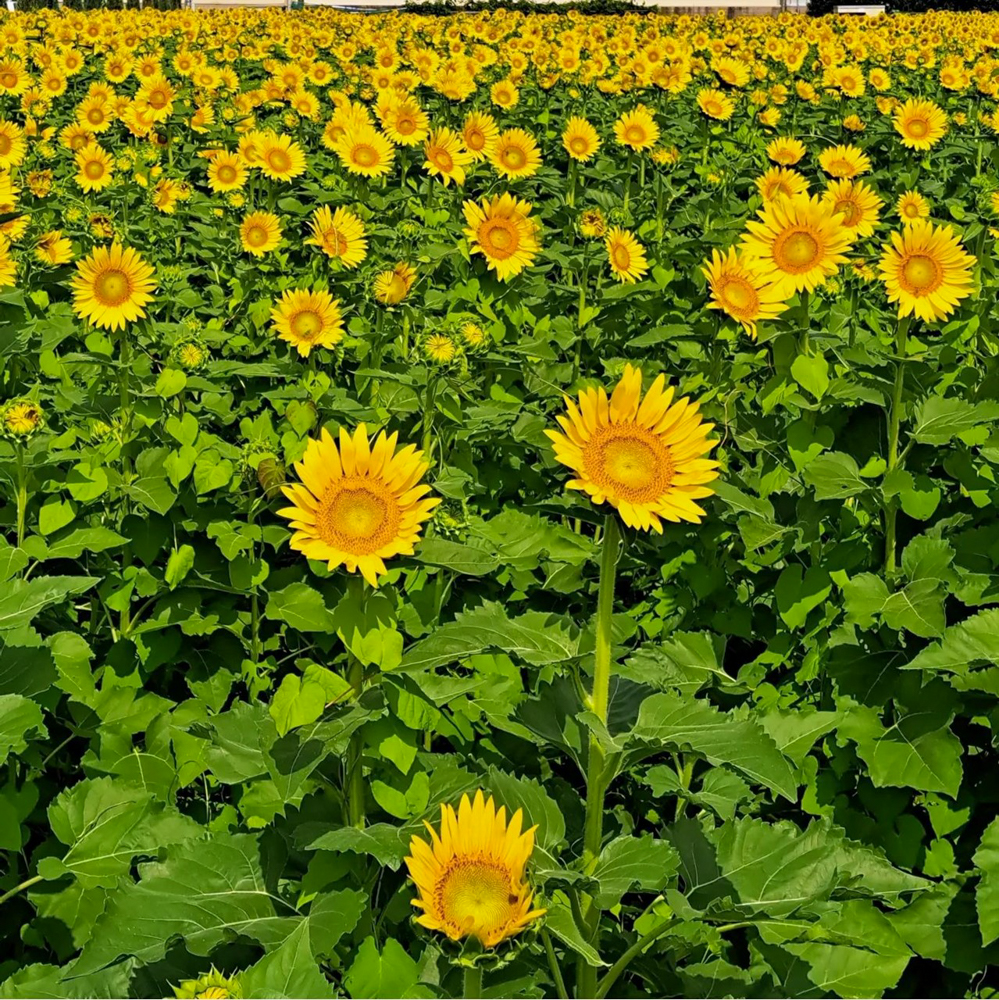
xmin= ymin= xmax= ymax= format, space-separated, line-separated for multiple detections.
xmin=577 ymin=514 xmax=621 ymax=999
xmin=462 ymin=965 xmax=483 ymax=1000
xmin=884 ymin=316 xmax=911 ymax=577
xmin=798 ymin=288 xmax=811 ymax=357
xmin=567 ymin=157 xmax=577 ymax=208
xmin=542 ymin=929 xmax=569 ymax=1000
xmin=0 ymin=874 xmax=42 ymax=908
xmin=346 ymin=655 xmax=365 ymax=829
xmin=595 ymin=918 xmax=675 ymax=999
xmin=422 ymin=376 xmax=438 ymax=466
xmin=673 ymin=754 xmax=693 ymax=821
xmin=119 ymin=326 xmax=133 ymax=637
xmin=14 ymin=444 xmax=26 ymax=551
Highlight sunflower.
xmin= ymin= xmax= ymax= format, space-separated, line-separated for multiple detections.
xmin=756 ymin=166 xmax=808 ymax=204
xmin=424 ymin=333 xmax=456 ymax=363
xmin=546 ymin=363 xmax=719 ymax=530
xmin=35 ymin=229 xmax=73 ymax=266
xmin=153 ymin=178 xmax=180 ymax=215
xmin=821 ymin=179 xmax=883 ymax=238
xmin=71 ymin=242 xmax=155 ymax=331
xmin=463 ymin=193 xmax=540 ymax=281
xmin=305 ymin=205 xmax=367 ymax=268
xmin=818 ymin=144 xmax=872 ymax=179
xmin=878 ymin=220 xmax=975 ymax=323
xmin=278 ymin=423 xmax=439 ymax=586
xmin=423 ymin=128 xmax=472 ymax=187
xmin=77 ymin=95 xmax=112 ymax=134
xmin=271 ymin=288 xmax=344 ymax=357
xmin=490 ymin=128 xmax=542 ymax=181
xmin=462 ymin=111 xmax=499 ymax=161
xmin=0 ymin=120 xmax=25 ymax=168
xmin=373 ymin=262 xmax=416 ymax=305
xmin=605 ymin=227 xmax=648 ymax=283
xmin=697 ymin=88 xmax=735 ymax=121
xmin=74 ymin=143 xmax=113 ymax=193
xmin=0 ymin=398 xmax=44 ymax=439
xmin=0 ymin=61 xmax=29 ymax=97
xmin=563 ymin=116 xmax=600 ymax=162
xmin=702 ymin=247 xmax=789 ymax=338
xmin=894 ymin=98 xmax=947 ymax=150
xmin=897 ymin=190 xmax=930 ymax=225
xmin=614 ymin=106 xmax=660 ymax=150
xmin=206 ymin=151 xmax=246 ymax=193
xmin=405 ymin=791 xmax=545 ymax=948
xmin=239 ymin=211 xmax=282 ymax=257
xmin=378 ymin=95 xmax=429 ymax=147
xmin=256 ymin=134 xmax=306 ymax=182
xmin=172 ymin=967 xmax=242 ymax=1000
xmin=336 ymin=125 xmax=395 ymax=179
xmin=740 ymin=193 xmax=855 ymax=297
xmin=580 ymin=208 xmax=607 ymax=239
xmin=766 ymin=136 xmax=806 ymax=165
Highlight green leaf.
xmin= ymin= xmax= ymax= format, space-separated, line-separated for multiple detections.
xmin=241 ymin=919 xmax=335 ymax=999
xmin=0 ymin=694 xmax=46 ymax=765
xmin=802 ymin=453 xmax=866 ymax=501
xmin=126 ymin=477 xmax=176 ymax=515
xmin=308 ymin=889 xmax=367 ymax=959
xmin=791 ymin=353 xmax=829 ymax=401
xmin=974 ymin=817 xmax=999 ymax=947
xmin=904 ymin=608 xmax=999 ymax=676
xmin=265 ymin=583 xmax=337 ymax=633
xmin=910 ymin=396 xmax=999 ymax=446
xmin=344 ymin=937 xmax=424 ymax=999
xmin=38 ymin=500 xmax=76 ymax=537
xmin=269 ymin=666 xmax=351 ymax=737
xmin=775 ymin=565 xmax=832 ymax=630
xmin=415 ymin=538 xmax=500 ymax=576
xmin=38 ymin=528 xmax=128 ymax=561
xmin=0 ymin=575 xmax=98 ymax=631
xmin=164 ymin=544 xmax=196 ymax=590
xmin=780 ymin=942 xmax=909 ymax=999
xmin=73 ymin=834 xmax=300 ymax=974
xmin=544 ymin=893 xmax=607 ymax=967
xmin=592 ymin=835 xmax=680 ymax=908
xmin=304 ymin=824 xmax=408 ymax=869
xmin=154 ymin=367 xmax=187 ymax=398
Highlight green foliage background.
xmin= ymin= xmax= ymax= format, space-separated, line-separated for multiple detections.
xmin=1 ymin=6 xmax=999 ymax=999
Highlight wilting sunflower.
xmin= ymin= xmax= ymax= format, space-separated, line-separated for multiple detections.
xmin=257 ymin=133 xmax=307 ymax=182
xmin=490 ymin=128 xmax=542 ymax=181
xmin=545 ymin=363 xmax=719 ymax=530
xmin=35 ymin=229 xmax=73 ymax=266
xmin=72 ymin=243 xmax=155 ymax=331
xmin=206 ymin=151 xmax=246 ymax=193
xmin=172 ymin=967 xmax=242 ymax=1000
xmin=305 ymin=205 xmax=367 ymax=268
xmin=75 ymin=142 xmax=113 ymax=193
xmin=271 ymin=288 xmax=344 ymax=357
xmin=605 ymin=227 xmax=649 ymax=283
xmin=423 ymin=128 xmax=472 ymax=187
xmin=821 ymin=179 xmax=883 ymax=238
xmin=766 ymin=136 xmax=807 ymax=166
xmin=405 ymin=791 xmax=545 ymax=948
xmin=894 ymin=98 xmax=948 ymax=150
xmin=702 ymin=247 xmax=790 ymax=338
xmin=374 ymin=262 xmax=416 ymax=305
xmin=697 ymin=88 xmax=736 ymax=121
xmin=897 ymin=190 xmax=930 ymax=225
xmin=614 ymin=106 xmax=660 ymax=151
xmin=818 ymin=144 xmax=872 ymax=179
xmin=463 ymin=193 xmax=540 ymax=281
xmin=278 ymin=424 xmax=439 ymax=586
xmin=756 ymin=166 xmax=808 ymax=203
xmin=462 ymin=111 xmax=499 ymax=162
xmin=740 ymin=193 xmax=855 ymax=297
xmin=878 ymin=220 xmax=975 ymax=323
xmin=239 ymin=211 xmax=282 ymax=257
xmin=580 ymin=208 xmax=607 ymax=238
xmin=336 ymin=125 xmax=395 ymax=179
xmin=562 ymin=116 xmax=600 ymax=162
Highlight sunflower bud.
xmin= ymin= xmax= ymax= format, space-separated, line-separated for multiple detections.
xmin=1 ymin=398 xmax=44 ymax=439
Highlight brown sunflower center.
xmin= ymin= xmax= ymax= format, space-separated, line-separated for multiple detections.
xmin=465 ymin=127 xmax=484 ymax=150
xmin=217 ymin=163 xmax=238 ymax=184
xmin=720 ymin=275 xmax=759 ymax=315
xmin=0 ymin=73 xmax=16 ymax=88
xmin=432 ymin=147 xmax=454 ymax=171
xmin=906 ymin=117 xmax=929 ymax=138
xmin=87 ymin=108 xmax=104 ymax=124
xmin=583 ymin=425 xmax=674 ymax=503
xmin=479 ymin=219 xmax=518 ymax=258
xmin=84 ymin=159 xmax=105 ymax=180
xmin=94 ymin=268 xmax=131 ymax=307
xmin=0 ymin=134 xmax=11 ymax=154
xmin=901 ymin=253 xmax=942 ymax=292
xmin=148 ymin=89 xmax=169 ymax=109
xmin=352 ymin=144 xmax=378 ymax=168
xmin=611 ymin=244 xmax=632 ymax=271
xmin=397 ymin=115 xmax=416 ymax=135
xmin=315 ymin=479 xmax=400 ymax=555
xmin=775 ymin=229 xmax=820 ymax=271
xmin=436 ymin=859 xmax=517 ymax=941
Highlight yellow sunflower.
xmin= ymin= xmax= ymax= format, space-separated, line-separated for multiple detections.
xmin=878 ymin=221 xmax=975 ymax=323
xmin=545 ymin=363 xmax=719 ymax=531
xmin=207 ymin=151 xmax=246 ymax=193
xmin=605 ymin=227 xmax=648 ymax=283
xmin=336 ymin=125 xmax=395 ymax=179
xmin=697 ymin=88 xmax=736 ymax=121
xmin=756 ymin=166 xmax=808 ymax=204
xmin=0 ymin=120 xmax=25 ymax=169
xmin=897 ymin=190 xmax=930 ymax=225
xmin=172 ymin=967 xmax=242 ymax=1000
xmin=462 ymin=111 xmax=499 ymax=162
xmin=278 ymin=424 xmax=440 ymax=586
xmin=740 ymin=193 xmax=855 ymax=296
xmin=613 ymin=106 xmax=660 ymax=151
xmin=766 ymin=136 xmax=806 ymax=165
xmin=423 ymin=128 xmax=472 ymax=187
xmin=894 ymin=98 xmax=948 ymax=150
xmin=378 ymin=95 xmax=429 ymax=147
xmin=271 ymin=288 xmax=344 ymax=357
xmin=821 ymin=179 xmax=883 ymax=238
xmin=490 ymin=128 xmax=542 ymax=181
xmin=257 ymin=134 xmax=306 ymax=182
xmin=75 ymin=142 xmax=113 ymax=193
xmin=71 ymin=242 xmax=155 ymax=331
xmin=701 ymin=247 xmax=790 ymax=338
xmin=305 ymin=205 xmax=367 ymax=269
xmin=463 ymin=193 xmax=540 ymax=281
xmin=405 ymin=791 xmax=545 ymax=948
xmin=77 ymin=95 xmax=112 ymax=134
xmin=562 ymin=116 xmax=600 ymax=162
xmin=817 ymin=144 xmax=871 ymax=179
xmin=373 ymin=262 xmax=416 ymax=305
xmin=239 ymin=211 xmax=282 ymax=257
xmin=35 ymin=229 xmax=73 ymax=266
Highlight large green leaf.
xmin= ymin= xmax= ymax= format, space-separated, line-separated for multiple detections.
xmin=241 ymin=919 xmax=335 ymax=999
xmin=974 ymin=817 xmax=999 ymax=948
xmin=0 ymin=694 xmax=46 ymax=765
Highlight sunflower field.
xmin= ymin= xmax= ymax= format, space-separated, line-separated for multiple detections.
xmin=1 ymin=3 xmax=999 ymax=998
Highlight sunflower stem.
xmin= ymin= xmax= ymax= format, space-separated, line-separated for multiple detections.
xmin=462 ymin=965 xmax=483 ymax=1000
xmin=884 ymin=316 xmax=912 ymax=577
xmin=577 ymin=514 xmax=621 ymax=999
xmin=542 ymin=929 xmax=569 ymax=1000
xmin=567 ymin=157 xmax=577 ymax=209
xmin=346 ymin=654 xmax=365 ymax=829
xmin=14 ymin=443 xmax=26 ymax=552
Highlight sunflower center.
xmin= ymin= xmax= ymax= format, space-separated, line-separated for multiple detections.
xmin=501 ymin=146 xmax=526 ymax=170
xmin=84 ymin=160 xmax=105 ymax=179
xmin=87 ymin=108 xmax=104 ymax=124
xmin=583 ymin=425 xmax=674 ymax=503
xmin=267 ymin=148 xmax=291 ymax=172
xmin=480 ymin=219 xmax=517 ymax=257
xmin=397 ymin=116 xmax=416 ymax=134
xmin=611 ymin=244 xmax=631 ymax=270
xmin=570 ymin=136 xmax=587 ymax=154
xmin=148 ymin=89 xmax=168 ymax=109
xmin=0 ymin=135 xmax=11 ymax=154
xmin=432 ymin=148 xmax=454 ymax=171
xmin=829 ymin=158 xmax=852 ymax=174
xmin=437 ymin=860 xmax=516 ymax=941
xmin=315 ymin=478 xmax=400 ymax=555
xmin=246 ymin=225 xmax=268 ymax=247
xmin=625 ymin=125 xmax=645 ymax=144
xmin=466 ymin=128 xmax=484 ymax=150
xmin=705 ymin=100 xmax=722 ymax=115
xmin=290 ymin=310 xmax=323 ymax=339
xmin=906 ymin=118 xmax=929 ymax=138
xmin=903 ymin=202 xmax=920 ymax=218
xmin=218 ymin=164 xmax=237 ymax=183
xmin=834 ymin=198 xmax=861 ymax=226
xmin=95 ymin=268 xmax=131 ymax=306
xmin=353 ymin=144 xmax=378 ymax=167
xmin=776 ymin=229 xmax=820 ymax=271
xmin=0 ymin=73 xmax=16 ymax=88
xmin=721 ymin=275 xmax=758 ymax=315
xmin=901 ymin=253 xmax=941 ymax=292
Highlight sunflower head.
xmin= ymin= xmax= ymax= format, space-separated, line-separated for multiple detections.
xmin=545 ymin=364 xmax=719 ymax=532
xmin=1 ymin=397 xmax=44 ymax=439
xmin=172 ymin=968 xmax=243 ymax=1000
